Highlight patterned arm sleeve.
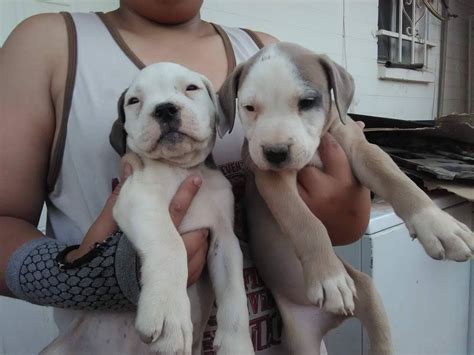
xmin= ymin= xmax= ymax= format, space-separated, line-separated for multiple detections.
xmin=6 ymin=231 xmax=140 ymax=311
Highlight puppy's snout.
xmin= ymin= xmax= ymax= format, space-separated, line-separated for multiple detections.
xmin=154 ymin=102 xmax=179 ymax=122
xmin=263 ymin=144 xmax=290 ymax=165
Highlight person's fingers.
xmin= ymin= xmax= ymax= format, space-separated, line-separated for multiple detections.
xmin=87 ymin=182 xmax=121 ymax=239
xmin=187 ymin=239 xmax=209 ymax=286
xmin=169 ymin=176 xmax=202 ymax=227
xmin=73 ymin=182 xmax=124 ymax=262
xmin=182 ymin=229 xmax=209 ymax=286
xmin=297 ymin=166 xmax=326 ymax=194
xmin=120 ymin=162 xmax=133 ymax=182
xmin=182 ymin=229 xmax=209 ymax=261
xmin=355 ymin=120 xmax=365 ymax=130
xmin=318 ymin=133 xmax=355 ymax=184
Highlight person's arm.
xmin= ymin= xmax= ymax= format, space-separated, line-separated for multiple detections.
xmin=254 ymin=31 xmax=371 ymax=246
xmin=6 ymin=175 xmax=208 ymax=309
xmin=297 ymin=133 xmax=371 ymax=246
xmin=0 ymin=14 xmax=208 ymax=304
xmin=0 ymin=13 xmax=61 ymax=296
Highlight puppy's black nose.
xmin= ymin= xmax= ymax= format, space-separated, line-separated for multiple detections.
xmin=154 ymin=102 xmax=179 ymax=121
xmin=263 ymin=145 xmax=290 ymax=165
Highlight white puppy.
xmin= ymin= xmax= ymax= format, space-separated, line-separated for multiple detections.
xmin=111 ymin=63 xmax=254 ymax=354
xmin=42 ymin=63 xmax=254 ymax=355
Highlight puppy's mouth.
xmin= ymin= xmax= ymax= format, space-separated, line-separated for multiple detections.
xmin=148 ymin=129 xmax=203 ymax=153
xmin=158 ymin=130 xmax=188 ymax=145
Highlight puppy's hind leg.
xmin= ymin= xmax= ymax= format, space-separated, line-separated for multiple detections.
xmin=275 ymin=294 xmax=340 ymax=355
xmin=342 ymin=261 xmax=393 ymax=355
xmin=188 ymin=271 xmax=215 ymax=355
xmin=207 ymin=222 xmax=254 ymax=355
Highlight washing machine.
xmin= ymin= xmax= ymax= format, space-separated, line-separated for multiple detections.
xmin=325 ymin=192 xmax=473 ymax=355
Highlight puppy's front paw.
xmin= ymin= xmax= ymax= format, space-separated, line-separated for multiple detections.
xmin=214 ymin=329 xmax=254 ymax=355
xmin=135 ymin=288 xmax=193 ymax=354
xmin=304 ymin=258 xmax=356 ymax=316
xmin=407 ymin=208 xmax=473 ymax=261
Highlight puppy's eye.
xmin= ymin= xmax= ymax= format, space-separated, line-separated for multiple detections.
xmin=298 ymin=97 xmax=320 ymax=111
xmin=243 ymin=105 xmax=255 ymax=112
xmin=127 ymin=97 xmax=139 ymax=105
xmin=186 ymin=84 xmax=199 ymax=91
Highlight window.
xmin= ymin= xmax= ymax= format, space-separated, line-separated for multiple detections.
xmin=377 ymin=0 xmax=438 ymax=68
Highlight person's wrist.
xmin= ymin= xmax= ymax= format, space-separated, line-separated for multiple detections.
xmin=64 ymin=244 xmax=90 ymax=263
xmin=64 ymin=237 xmax=104 ymax=263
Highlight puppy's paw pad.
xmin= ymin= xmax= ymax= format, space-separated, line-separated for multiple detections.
xmin=408 ymin=208 xmax=473 ymax=262
xmin=148 ymin=318 xmax=192 ymax=355
xmin=307 ymin=273 xmax=355 ymax=315
xmin=214 ymin=329 xmax=254 ymax=355
xmin=135 ymin=293 xmax=192 ymax=354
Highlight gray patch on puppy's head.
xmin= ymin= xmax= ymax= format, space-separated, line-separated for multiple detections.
xmin=276 ymin=42 xmax=355 ymax=124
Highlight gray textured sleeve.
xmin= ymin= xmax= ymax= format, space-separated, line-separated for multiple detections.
xmin=6 ymin=231 xmax=140 ymax=310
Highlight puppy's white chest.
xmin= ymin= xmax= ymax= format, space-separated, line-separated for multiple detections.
xmin=122 ymin=160 xmax=233 ymax=233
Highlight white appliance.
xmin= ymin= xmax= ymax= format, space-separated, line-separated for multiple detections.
xmin=326 ymin=192 xmax=473 ymax=355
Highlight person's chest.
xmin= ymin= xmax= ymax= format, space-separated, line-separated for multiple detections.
xmin=117 ymin=29 xmax=229 ymax=90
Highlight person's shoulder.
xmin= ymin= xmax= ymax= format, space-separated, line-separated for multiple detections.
xmin=252 ymin=31 xmax=279 ymax=46
xmin=2 ymin=13 xmax=67 ymax=64
xmin=7 ymin=12 xmax=66 ymax=41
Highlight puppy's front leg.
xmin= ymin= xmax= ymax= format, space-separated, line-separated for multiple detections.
xmin=113 ymin=179 xmax=192 ymax=354
xmin=207 ymin=222 xmax=253 ymax=354
xmin=330 ymin=117 xmax=473 ymax=261
xmin=254 ymin=170 xmax=356 ymax=315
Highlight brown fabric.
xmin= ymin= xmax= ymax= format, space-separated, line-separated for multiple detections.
xmin=47 ymin=12 xmax=78 ymax=193
xmin=96 ymin=12 xmax=145 ymax=69
xmin=210 ymin=23 xmax=236 ymax=75
xmin=241 ymin=28 xmax=265 ymax=49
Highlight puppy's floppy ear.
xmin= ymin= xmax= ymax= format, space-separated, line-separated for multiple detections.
xmin=109 ymin=89 xmax=128 ymax=156
xmin=200 ymin=74 xmax=218 ymax=108
xmin=319 ymin=55 xmax=355 ymax=124
xmin=217 ymin=63 xmax=245 ymax=138
xmin=199 ymin=74 xmax=220 ymax=131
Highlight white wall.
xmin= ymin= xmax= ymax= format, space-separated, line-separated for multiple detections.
xmin=441 ymin=0 xmax=474 ymax=115
xmin=0 ymin=0 xmax=454 ymax=121
xmin=201 ymin=0 xmax=445 ymax=121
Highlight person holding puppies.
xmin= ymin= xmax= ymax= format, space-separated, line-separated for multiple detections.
xmin=0 ymin=0 xmax=370 ymax=352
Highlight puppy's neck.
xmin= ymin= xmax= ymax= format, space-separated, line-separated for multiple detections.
xmin=136 ymin=149 xmax=210 ymax=170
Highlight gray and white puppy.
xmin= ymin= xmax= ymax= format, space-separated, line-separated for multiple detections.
xmin=218 ymin=42 xmax=474 ymax=354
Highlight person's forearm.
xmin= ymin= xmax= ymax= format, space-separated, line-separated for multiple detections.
xmin=5 ymin=228 xmax=139 ymax=311
xmin=0 ymin=216 xmax=45 ymax=296
xmin=326 ymin=203 xmax=370 ymax=246
xmin=331 ymin=186 xmax=371 ymax=246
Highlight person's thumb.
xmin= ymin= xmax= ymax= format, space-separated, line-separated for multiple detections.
xmin=87 ymin=179 xmax=123 ymax=240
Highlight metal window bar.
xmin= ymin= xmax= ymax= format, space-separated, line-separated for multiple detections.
xmin=377 ymin=0 xmax=434 ymax=66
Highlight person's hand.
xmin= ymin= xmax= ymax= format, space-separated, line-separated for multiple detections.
xmin=297 ymin=122 xmax=371 ymax=246
xmin=168 ymin=176 xmax=209 ymax=286
xmin=66 ymin=168 xmax=209 ymax=286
